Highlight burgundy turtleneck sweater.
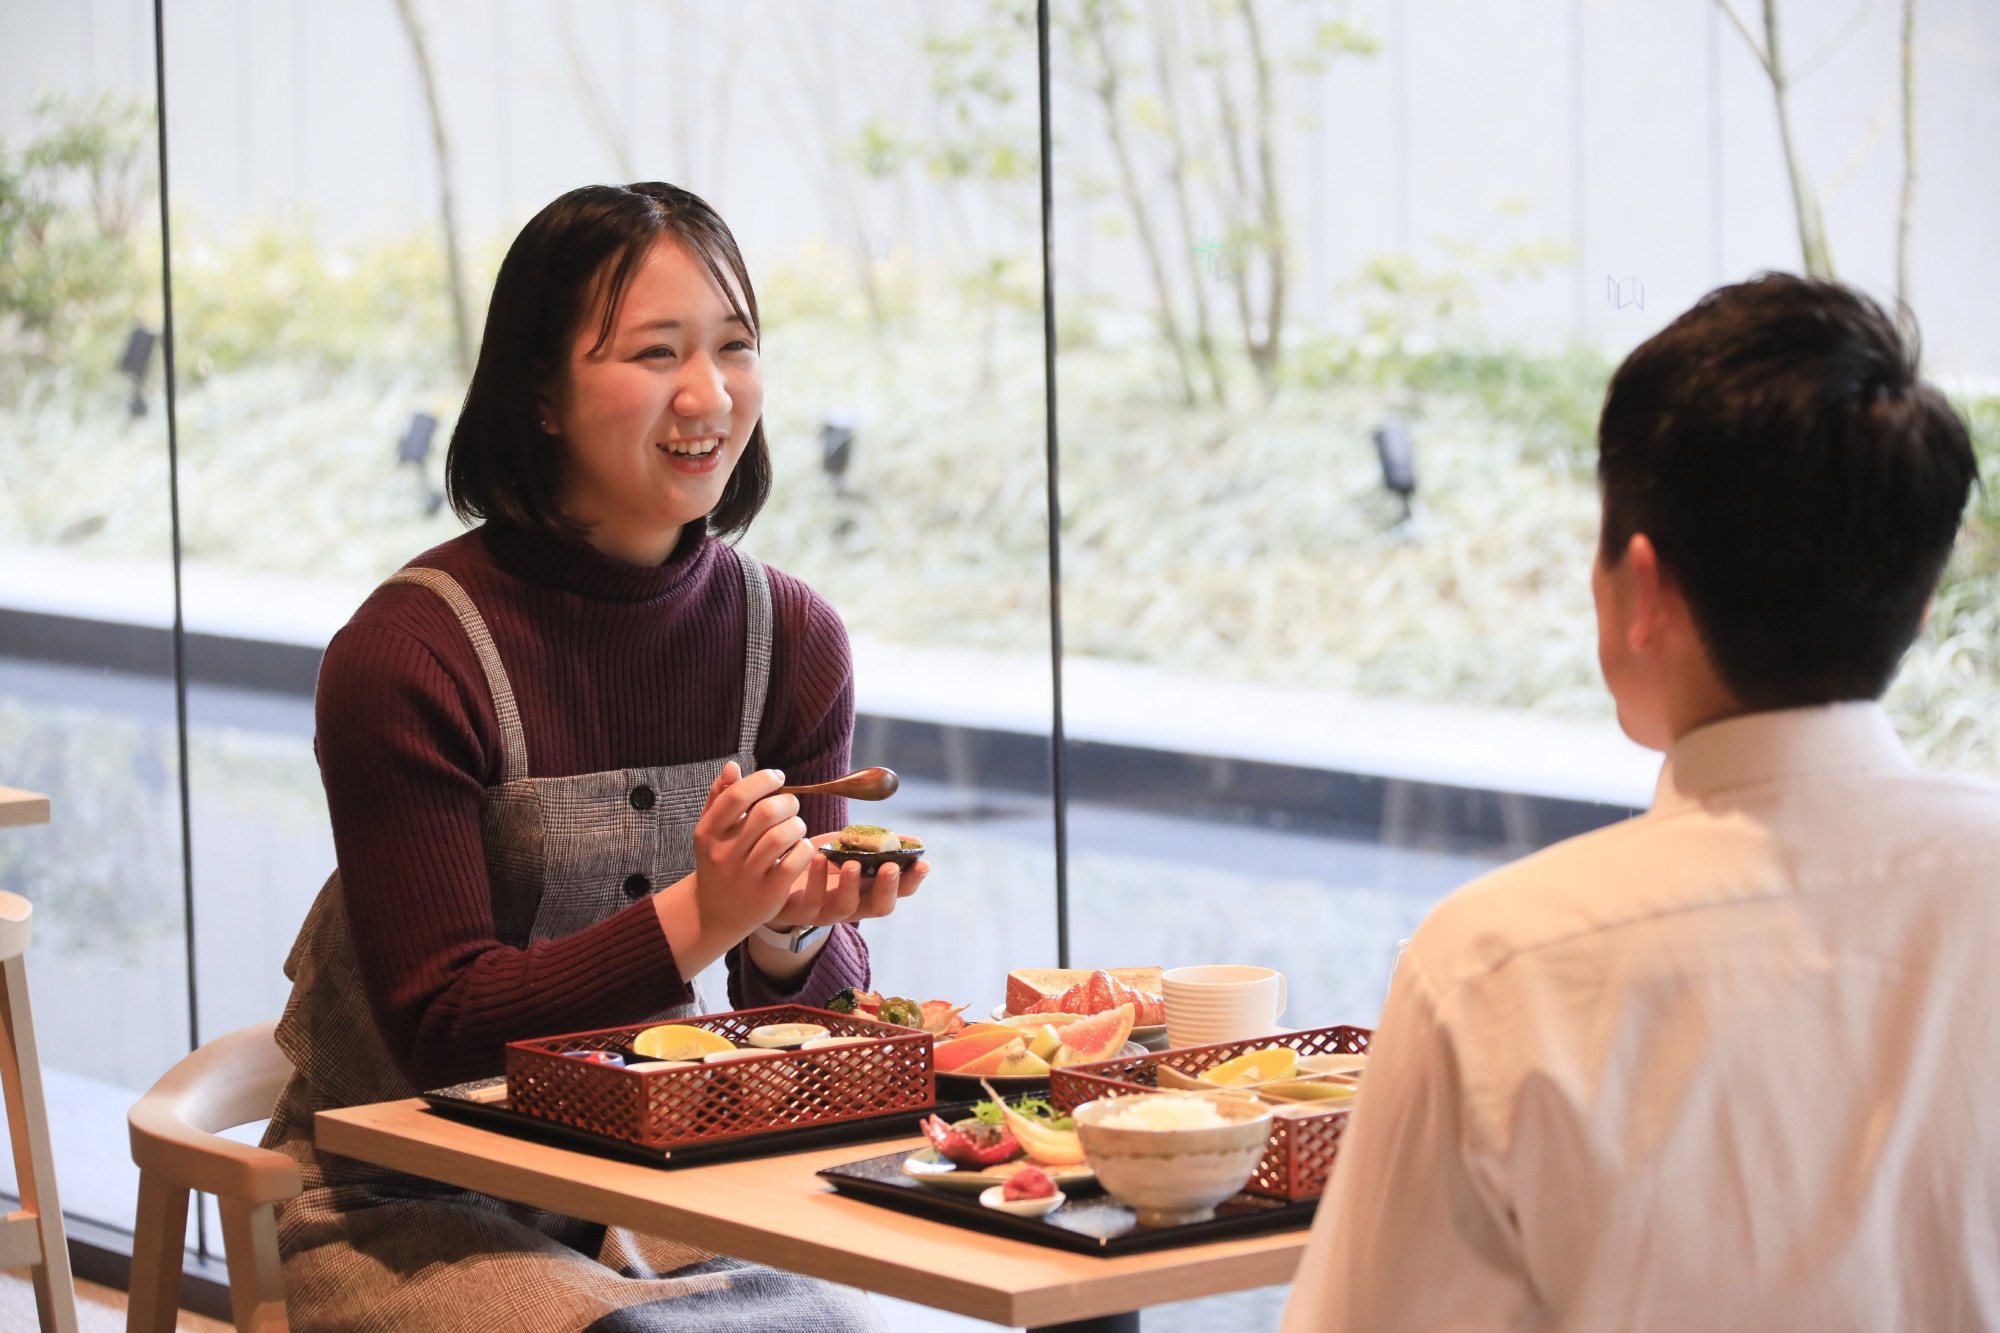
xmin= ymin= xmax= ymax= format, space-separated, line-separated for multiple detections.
xmin=314 ymin=521 xmax=868 ymax=1088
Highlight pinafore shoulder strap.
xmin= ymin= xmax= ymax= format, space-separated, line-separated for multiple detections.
xmin=383 ymin=568 xmax=531 ymax=783
xmin=732 ymin=545 xmax=773 ymax=761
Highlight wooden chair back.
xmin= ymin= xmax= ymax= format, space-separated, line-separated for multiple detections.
xmin=126 ymin=1021 xmax=302 ymax=1333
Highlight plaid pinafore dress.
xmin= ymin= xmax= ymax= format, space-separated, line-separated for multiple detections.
xmin=261 ymin=549 xmax=881 ymax=1333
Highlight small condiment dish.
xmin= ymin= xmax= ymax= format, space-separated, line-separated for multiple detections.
xmin=800 ymin=1035 xmax=872 ymax=1050
xmin=747 ymin=1023 xmax=828 ymax=1049
xmin=978 ymin=1184 xmax=1063 ymax=1217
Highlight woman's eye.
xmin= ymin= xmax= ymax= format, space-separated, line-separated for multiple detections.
xmin=639 ymin=345 xmax=675 ymax=360
xmin=723 ymin=339 xmax=756 ymax=354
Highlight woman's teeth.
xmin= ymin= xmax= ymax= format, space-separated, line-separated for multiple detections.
xmin=660 ymin=438 xmax=719 ymax=457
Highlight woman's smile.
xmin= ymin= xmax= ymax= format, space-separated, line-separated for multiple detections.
xmin=658 ymin=433 xmax=726 ymax=469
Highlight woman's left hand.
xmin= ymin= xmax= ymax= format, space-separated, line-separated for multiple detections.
xmin=761 ymin=843 xmax=929 ymax=929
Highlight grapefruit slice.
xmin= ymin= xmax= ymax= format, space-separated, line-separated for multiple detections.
xmin=1051 ymin=1002 xmax=1134 ymax=1065
xmin=934 ymin=1027 xmax=1022 ymax=1074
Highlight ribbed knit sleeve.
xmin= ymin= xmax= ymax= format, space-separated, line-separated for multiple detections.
xmin=726 ymin=923 xmax=871 ymax=1010
xmin=317 ymin=618 xmax=691 ymax=1088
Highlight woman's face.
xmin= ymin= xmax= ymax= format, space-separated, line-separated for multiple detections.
xmin=545 ymin=237 xmax=763 ymax=563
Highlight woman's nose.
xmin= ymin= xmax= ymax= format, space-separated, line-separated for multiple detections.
xmin=672 ymin=354 xmax=731 ymax=420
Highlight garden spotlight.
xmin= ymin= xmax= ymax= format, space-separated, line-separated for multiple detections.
xmin=397 ymin=412 xmax=445 ymax=515
xmin=820 ymin=411 xmax=856 ymax=494
xmin=397 ymin=412 xmax=438 ymax=467
xmin=119 ymin=326 xmax=157 ymax=417
xmin=1373 ymin=420 xmax=1417 ymax=521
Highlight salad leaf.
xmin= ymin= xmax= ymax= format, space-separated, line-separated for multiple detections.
xmin=970 ymin=1096 xmax=1073 ymax=1132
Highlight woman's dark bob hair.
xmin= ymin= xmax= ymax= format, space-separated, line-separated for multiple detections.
xmin=445 ymin=182 xmax=770 ymax=540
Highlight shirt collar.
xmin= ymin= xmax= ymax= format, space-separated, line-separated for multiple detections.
xmin=1652 ymin=701 xmax=1913 ymax=812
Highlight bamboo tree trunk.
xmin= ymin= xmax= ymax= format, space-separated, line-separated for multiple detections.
xmin=1085 ymin=6 xmax=1197 ymax=406
xmin=1760 ymin=0 xmax=1835 ymax=278
xmin=1895 ymin=0 xmax=1918 ymax=309
xmin=1204 ymin=28 xmax=1260 ymax=386
xmin=1149 ymin=2 xmax=1227 ymax=405
xmin=1240 ymin=0 xmax=1287 ymax=393
xmin=391 ymin=0 xmax=474 ymax=377
xmin=559 ymin=0 xmax=635 ymax=181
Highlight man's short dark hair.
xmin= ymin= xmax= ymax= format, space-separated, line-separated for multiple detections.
xmin=1598 ymin=273 xmax=1976 ymax=710
xmin=446 ymin=182 xmax=771 ymax=540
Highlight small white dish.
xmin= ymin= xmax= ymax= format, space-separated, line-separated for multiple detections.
xmin=979 ymin=1183 xmax=1063 ymax=1217
xmin=747 ymin=1023 xmax=828 ymax=1049
xmin=800 ymin=1035 xmax=872 ymax=1050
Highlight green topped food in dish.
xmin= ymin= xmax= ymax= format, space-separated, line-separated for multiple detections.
xmin=819 ymin=824 xmax=924 ymax=877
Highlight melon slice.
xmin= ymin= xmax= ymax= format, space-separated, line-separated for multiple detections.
xmin=954 ymin=1035 xmax=1032 ymax=1078
xmin=934 ymin=1027 xmax=1022 ymax=1074
xmin=1051 ymin=1002 xmax=1135 ymax=1067
xmin=991 ymin=1044 xmax=1051 ymax=1077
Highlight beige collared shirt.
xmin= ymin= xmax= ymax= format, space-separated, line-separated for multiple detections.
xmin=1283 ymin=702 xmax=2000 ymax=1332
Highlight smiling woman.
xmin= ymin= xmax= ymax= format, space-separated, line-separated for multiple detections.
xmin=543 ymin=237 xmax=767 ymax=566
xmin=256 ymin=183 xmax=921 ymax=1333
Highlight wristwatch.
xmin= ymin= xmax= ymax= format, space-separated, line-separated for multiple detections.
xmin=752 ymin=922 xmax=831 ymax=954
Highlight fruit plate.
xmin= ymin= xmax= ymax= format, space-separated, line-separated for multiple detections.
xmin=936 ymin=1040 xmax=1147 ymax=1097
xmin=820 ymin=1148 xmax=1318 ymax=1256
xmin=897 ymin=1147 xmax=1097 ymax=1193
xmin=991 ymin=1004 xmax=1169 ymax=1051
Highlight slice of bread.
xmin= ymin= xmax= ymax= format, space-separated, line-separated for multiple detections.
xmin=1006 ymin=966 xmax=1164 ymax=1017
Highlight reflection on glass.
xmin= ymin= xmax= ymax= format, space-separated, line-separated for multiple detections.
xmin=1045 ymin=0 xmax=1999 ymax=1034
xmin=0 ymin=19 xmax=186 ymax=1232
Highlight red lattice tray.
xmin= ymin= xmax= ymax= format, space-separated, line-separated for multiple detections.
xmin=1048 ymin=1024 xmax=1372 ymax=1201
xmin=505 ymin=1005 xmax=934 ymax=1151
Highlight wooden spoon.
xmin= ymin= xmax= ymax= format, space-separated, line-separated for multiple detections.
xmin=775 ymin=766 xmax=900 ymax=801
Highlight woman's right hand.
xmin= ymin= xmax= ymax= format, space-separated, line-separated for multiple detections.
xmin=654 ymin=762 xmax=815 ymax=975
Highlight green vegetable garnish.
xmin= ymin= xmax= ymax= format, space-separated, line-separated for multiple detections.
xmin=970 ymin=1097 xmax=1073 ymax=1131
xmin=826 ymin=988 xmax=859 ymax=1015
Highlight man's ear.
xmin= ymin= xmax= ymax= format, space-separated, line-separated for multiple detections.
xmin=1623 ymin=533 xmax=1666 ymax=653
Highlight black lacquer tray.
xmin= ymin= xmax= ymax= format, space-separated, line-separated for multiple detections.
xmin=423 ymin=1078 xmax=972 ymax=1170
xmin=817 ymin=1147 xmax=1319 ymax=1256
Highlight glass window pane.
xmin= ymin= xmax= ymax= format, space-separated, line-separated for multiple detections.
xmin=0 ymin=0 xmax=186 ymax=1233
xmin=161 ymin=0 xmax=1054 ymax=1093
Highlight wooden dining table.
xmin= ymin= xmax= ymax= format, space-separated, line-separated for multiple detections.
xmin=316 ymin=1098 xmax=1311 ymax=1331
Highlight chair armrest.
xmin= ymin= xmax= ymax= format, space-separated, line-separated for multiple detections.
xmin=128 ymin=1021 xmax=304 ymax=1206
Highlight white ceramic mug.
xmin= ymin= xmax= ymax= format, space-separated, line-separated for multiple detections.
xmin=1162 ymin=965 xmax=1288 ymax=1048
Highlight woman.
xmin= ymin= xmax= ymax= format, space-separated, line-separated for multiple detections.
xmin=261 ymin=183 xmax=925 ymax=1332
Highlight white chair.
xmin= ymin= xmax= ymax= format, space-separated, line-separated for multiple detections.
xmin=0 ymin=786 xmax=80 ymax=1333
xmin=126 ymin=1021 xmax=301 ymax=1333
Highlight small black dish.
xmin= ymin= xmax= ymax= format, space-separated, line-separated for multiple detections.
xmin=817 ymin=842 xmax=924 ymax=878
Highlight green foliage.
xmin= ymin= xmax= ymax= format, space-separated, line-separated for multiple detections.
xmin=1290 ymin=240 xmax=1604 ymax=470
xmin=1944 ymin=394 xmax=2000 ymax=577
xmin=0 ymin=91 xmax=156 ymax=394
xmin=174 ymin=220 xmax=461 ymax=383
